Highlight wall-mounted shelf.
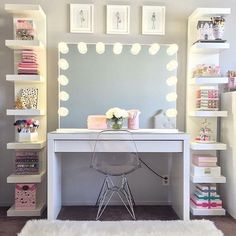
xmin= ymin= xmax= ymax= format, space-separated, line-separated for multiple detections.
xmin=7 ymin=202 xmax=46 ymax=217
xmin=5 ymin=40 xmax=44 ymax=50
xmin=5 ymin=3 xmax=47 ymax=217
xmin=6 ymin=75 xmax=44 ymax=83
xmin=191 ymin=175 xmax=226 ymax=183
xmin=189 ymin=111 xmax=228 ymax=117
xmin=190 ymin=43 xmax=230 ymax=54
xmin=190 ymin=203 xmax=226 ymax=216
xmin=189 ymin=8 xmax=231 ymax=20
xmin=189 ymin=77 xmax=228 ymax=85
xmin=5 ymin=4 xmax=46 ymax=19
xmin=7 ymin=171 xmax=46 ymax=183
xmin=6 ymin=109 xmax=45 ymax=116
xmin=191 ymin=142 xmax=227 ymax=150
xmin=7 ymin=140 xmax=46 ymax=150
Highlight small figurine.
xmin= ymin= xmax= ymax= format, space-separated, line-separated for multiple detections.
xmin=195 ymin=119 xmax=215 ymax=143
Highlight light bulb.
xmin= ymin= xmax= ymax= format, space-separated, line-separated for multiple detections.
xmin=96 ymin=42 xmax=105 ymax=54
xmin=58 ymin=75 xmax=69 ymax=86
xmin=58 ymin=42 xmax=69 ymax=54
xmin=166 ymin=76 xmax=178 ymax=86
xmin=166 ymin=109 xmax=177 ymax=117
xmin=130 ymin=43 xmax=141 ymax=55
xmin=59 ymin=91 xmax=70 ymax=101
xmin=58 ymin=107 xmax=69 ymax=117
xmin=58 ymin=58 xmax=69 ymax=70
xmin=148 ymin=43 xmax=160 ymax=55
xmin=113 ymin=43 xmax=123 ymax=55
xmin=167 ymin=44 xmax=179 ymax=56
xmin=77 ymin=42 xmax=87 ymax=54
xmin=166 ymin=60 xmax=178 ymax=71
xmin=166 ymin=93 xmax=178 ymax=102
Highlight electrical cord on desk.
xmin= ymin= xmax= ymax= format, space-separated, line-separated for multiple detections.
xmin=140 ymin=158 xmax=168 ymax=181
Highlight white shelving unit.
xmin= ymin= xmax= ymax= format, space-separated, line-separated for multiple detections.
xmin=186 ymin=8 xmax=230 ymax=216
xmin=5 ymin=4 xmax=47 ymax=217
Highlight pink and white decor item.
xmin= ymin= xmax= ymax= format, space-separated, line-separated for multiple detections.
xmin=15 ymin=183 xmax=36 ymax=210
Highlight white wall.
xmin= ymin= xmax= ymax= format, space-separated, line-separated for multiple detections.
xmin=0 ymin=0 xmax=236 ymax=205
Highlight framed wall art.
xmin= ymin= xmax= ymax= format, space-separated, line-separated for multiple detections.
xmin=70 ymin=4 xmax=94 ymax=33
xmin=106 ymin=5 xmax=130 ymax=34
xmin=142 ymin=6 xmax=165 ymax=35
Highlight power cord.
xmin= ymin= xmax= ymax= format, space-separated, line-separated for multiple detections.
xmin=140 ymin=158 xmax=168 ymax=181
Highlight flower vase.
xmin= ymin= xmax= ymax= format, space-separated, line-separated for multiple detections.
xmin=109 ymin=118 xmax=123 ymax=130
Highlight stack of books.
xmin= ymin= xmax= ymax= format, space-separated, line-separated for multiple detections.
xmin=15 ymin=151 xmax=39 ymax=175
xmin=17 ymin=50 xmax=39 ymax=75
xmin=191 ymin=184 xmax=223 ymax=209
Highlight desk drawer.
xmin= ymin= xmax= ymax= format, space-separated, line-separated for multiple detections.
xmin=54 ymin=140 xmax=182 ymax=153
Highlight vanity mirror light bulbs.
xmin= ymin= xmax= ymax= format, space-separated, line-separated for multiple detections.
xmin=58 ymin=42 xmax=69 ymax=54
xmin=58 ymin=59 xmax=69 ymax=70
xmin=58 ymin=107 xmax=69 ymax=117
xmin=167 ymin=44 xmax=179 ymax=56
xmin=59 ymin=91 xmax=70 ymax=101
xmin=166 ymin=76 xmax=178 ymax=86
xmin=130 ymin=43 xmax=141 ymax=55
xmin=166 ymin=60 xmax=178 ymax=71
xmin=113 ymin=43 xmax=123 ymax=55
xmin=77 ymin=42 xmax=88 ymax=54
xmin=148 ymin=43 xmax=160 ymax=55
xmin=58 ymin=75 xmax=69 ymax=86
xmin=166 ymin=108 xmax=177 ymax=117
xmin=96 ymin=42 xmax=105 ymax=54
xmin=166 ymin=92 xmax=178 ymax=102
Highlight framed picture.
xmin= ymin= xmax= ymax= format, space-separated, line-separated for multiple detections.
xmin=106 ymin=5 xmax=130 ymax=34
xmin=70 ymin=4 xmax=94 ymax=33
xmin=142 ymin=6 xmax=165 ymax=35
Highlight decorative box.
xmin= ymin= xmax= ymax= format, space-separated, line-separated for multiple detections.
xmin=87 ymin=115 xmax=107 ymax=130
xmin=196 ymin=183 xmax=217 ymax=192
xmin=197 ymin=21 xmax=214 ymax=41
xmin=15 ymin=184 xmax=36 ymax=210
xmin=194 ymin=191 xmax=220 ymax=200
xmin=15 ymin=151 xmax=39 ymax=175
xmin=191 ymin=195 xmax=222 ymax=209
xmin=191 ymin=165 xmax=221 ymax=177
xmin=16 ymin=132 xmax=38 ymax=142
xmin=192 ymin=154 xmax=217 ymax=167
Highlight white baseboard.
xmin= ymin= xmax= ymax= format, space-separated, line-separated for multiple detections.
xmin=62 ymin=200 xmax=171 ymax=206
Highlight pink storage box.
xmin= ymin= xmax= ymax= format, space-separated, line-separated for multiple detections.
xmin=87 ymin=115 xmax=107 ymax=130
xmin=192 ymin=154 xmax=217 ymax=167
xmin=15 ymin=184 xmax=36 ymax=210
xmin=191 ymin=195 xmax=222 ymax=209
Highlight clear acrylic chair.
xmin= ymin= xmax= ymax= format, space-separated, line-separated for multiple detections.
xmin=91 ymin=130 xmax=141 ymax=220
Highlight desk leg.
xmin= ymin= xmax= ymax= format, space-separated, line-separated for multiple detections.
xmin=170 ymin=140 xmax=190 ymax=220
xmin=48 ymin=139 xmax=62 ymax=220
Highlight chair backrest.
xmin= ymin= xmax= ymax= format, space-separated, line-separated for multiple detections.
xmin=91 ymin=130 xmax=141 ymax=176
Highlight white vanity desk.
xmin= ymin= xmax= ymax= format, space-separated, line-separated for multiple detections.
xmin=47 ymin=129 xmax=190 ymax=220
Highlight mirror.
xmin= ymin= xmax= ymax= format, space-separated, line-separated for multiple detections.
xmin=58 ymin=43 xmax=178 ymax=129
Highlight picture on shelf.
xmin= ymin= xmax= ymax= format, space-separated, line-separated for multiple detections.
xmin=14 ymin=18 xmax=36 ymax=40
xmin=70 ymin=4 xmax=94 ymax=33
xmin=142 ymin=6 xmax=165 ymax=35
xmin=106 ymin=5 xmax=130 ymax=34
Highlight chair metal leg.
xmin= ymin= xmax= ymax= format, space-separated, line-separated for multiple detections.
xmin=95 ymin=177 xmax=107 ymax=206
xmin=95 ymin=175 xmax=136 ymax=220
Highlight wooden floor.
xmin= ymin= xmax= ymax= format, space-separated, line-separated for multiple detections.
xmin=0 ymin=206 xmax=236 ymax=236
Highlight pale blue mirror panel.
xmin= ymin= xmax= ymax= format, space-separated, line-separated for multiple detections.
xmin=58 ymin=43 xmax=178 ymax=129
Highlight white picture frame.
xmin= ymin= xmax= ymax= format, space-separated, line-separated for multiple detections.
xmin=142 ymin=6 xmax=165 ymax=35
xmin=106 ymin=5 xmax=130 ymax=34
xmin=70 ymin=4 xmax=94 ymax=33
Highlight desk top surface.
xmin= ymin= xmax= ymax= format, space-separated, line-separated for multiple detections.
xmin=48 ymin=129 xmax=189 ymax=141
